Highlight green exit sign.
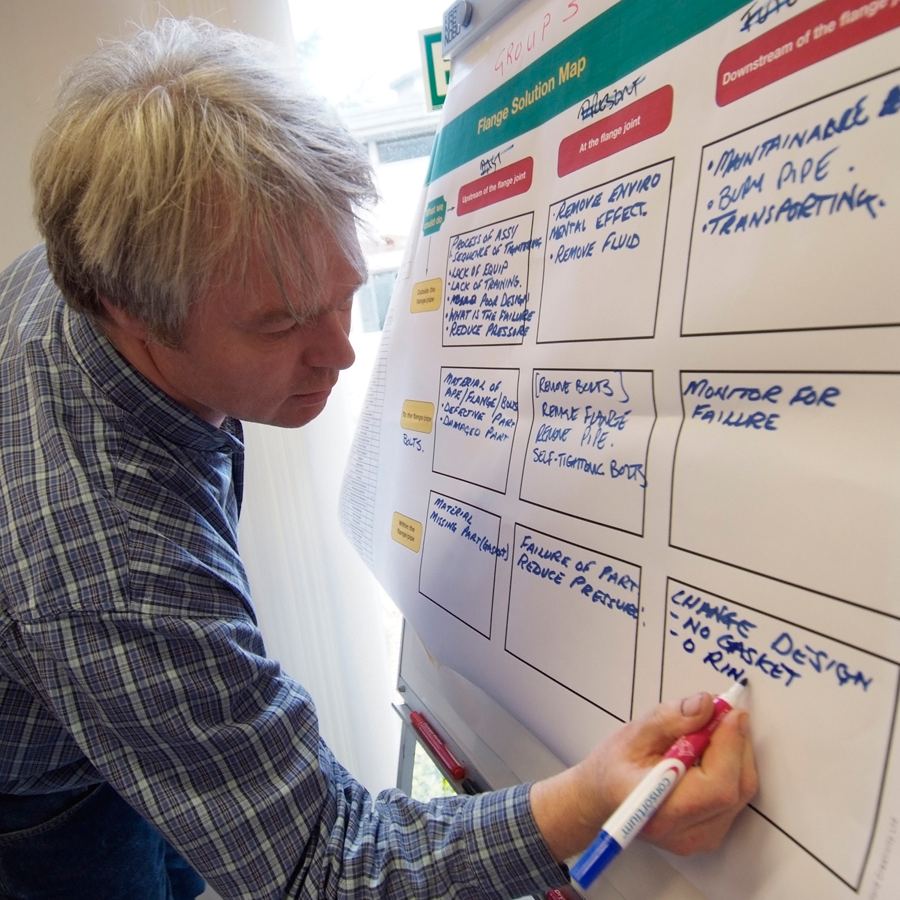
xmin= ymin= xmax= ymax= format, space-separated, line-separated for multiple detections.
xmin=419 ymin=28 xmax=450 ymax=111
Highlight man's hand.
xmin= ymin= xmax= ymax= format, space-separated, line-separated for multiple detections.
xmin=530 ymin=693 xmax=758 ymax=862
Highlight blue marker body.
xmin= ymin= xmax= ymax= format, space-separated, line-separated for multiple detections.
xmin=569 ymin=831 xmax=622 ymax=885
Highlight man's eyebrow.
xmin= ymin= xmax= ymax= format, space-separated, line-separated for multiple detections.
xmin=245 ymin=272 xmax=367 ymax=328
xmin=345 ymin=274 xmax=367 ymax=297
xmin=246 ymin=309 xmax=296 ymax=328
xmin=337 ymin=275 xmax=367 ymax=304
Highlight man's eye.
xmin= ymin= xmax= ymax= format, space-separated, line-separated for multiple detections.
xmin=265 ymin=323 xmax=299 ymax=338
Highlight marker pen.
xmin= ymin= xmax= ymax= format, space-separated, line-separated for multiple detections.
xmin=409 ymin=710 xmax=466 ymax=780
xmin=570 ymin=680 xmax=747 ymax=889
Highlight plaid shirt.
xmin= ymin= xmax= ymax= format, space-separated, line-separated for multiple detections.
xmin=0 ymin=246 xmax=563 ymax=900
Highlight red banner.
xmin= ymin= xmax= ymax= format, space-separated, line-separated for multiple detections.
xmin=718 ymin=0 xmax=900 ymax=106
xmin=557 ymin=86 xmax=674 ymax=178
xmin=457 ymin=158 xmax=534 ymax=215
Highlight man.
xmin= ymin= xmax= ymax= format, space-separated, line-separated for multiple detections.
xmin=0 ymin=18 xmax=757 ymax=900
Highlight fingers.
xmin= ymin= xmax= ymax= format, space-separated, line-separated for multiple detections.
xmin=641 ymin=708 xmax=757 ymax=855
xmin=539 ymin=697 xmax=757 ymax=862
xmin=621 ymin=691 xmax=716 ymax=759
xmin=741 ymin=720 xmax=760 ymax=802
xmin=587 ymin=691 xmax=724 ymax=819
xmin=736 ymin=712 xmax=760 ymax=806
xmin=701 ymin=708 xmax=758 ymax=804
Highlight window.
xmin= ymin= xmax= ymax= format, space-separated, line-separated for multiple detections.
xmin=291 ymin=0 xmax=447 ymax=335
xmin=355 ymin=269 xmax=398 ymax=333
xmin=376 ymin=132 xmax=436 ymax=164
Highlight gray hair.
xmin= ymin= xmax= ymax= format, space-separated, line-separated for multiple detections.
xmin=32 ymin=18 xmax=376 ymax=345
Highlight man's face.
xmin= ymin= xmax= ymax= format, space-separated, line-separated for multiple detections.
xmin=145 ymin=237 xmax=364 ymax=428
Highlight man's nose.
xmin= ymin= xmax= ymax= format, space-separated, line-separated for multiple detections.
xmin=307 ymin=311 xmax=356 ymax=370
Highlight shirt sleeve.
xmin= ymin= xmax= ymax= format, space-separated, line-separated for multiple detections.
xmin=17 ymin=610 xmax=566 ymax=900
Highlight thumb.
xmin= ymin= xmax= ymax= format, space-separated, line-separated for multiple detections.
xmin=629 ymin=692 xmax=716 ymax=758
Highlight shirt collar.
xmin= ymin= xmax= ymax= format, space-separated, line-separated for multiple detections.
xmin=64 ymin=304 xmax=243 ymax=454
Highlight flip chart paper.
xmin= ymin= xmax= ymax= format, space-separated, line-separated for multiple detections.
xmin=340 ymin=1 xmax=900 ymax=897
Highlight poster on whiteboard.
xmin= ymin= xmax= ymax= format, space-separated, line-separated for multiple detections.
xmin=341 ymin=1 xmax=900 ymax=897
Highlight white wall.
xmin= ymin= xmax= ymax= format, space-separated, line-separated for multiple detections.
xmin=0 ymin=0 xmax=294 ymax=266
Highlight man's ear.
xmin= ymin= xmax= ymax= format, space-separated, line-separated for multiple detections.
xmin=98 ymin=296 xmax=150 ymax=343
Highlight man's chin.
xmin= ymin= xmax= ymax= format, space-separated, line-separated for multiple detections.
xmin=267 ymin=396 xmax=330 ymax=429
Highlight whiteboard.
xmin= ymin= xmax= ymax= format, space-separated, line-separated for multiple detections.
xmin=341 ymin=1 xmax=900 ymax=897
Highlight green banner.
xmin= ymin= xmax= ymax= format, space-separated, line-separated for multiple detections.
xmin=426 ymin=0 xmax=747 ymax=183
xmin=422 ymin=196 xmax=447 ymax=235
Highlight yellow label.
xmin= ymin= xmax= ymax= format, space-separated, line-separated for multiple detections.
xmin=401 ymin=400 xmax=435 ymax=434
xmin=391 ymin=513 xmax=422 ymax=553
xmin=411 ymin=278 xmax=442 ymax=313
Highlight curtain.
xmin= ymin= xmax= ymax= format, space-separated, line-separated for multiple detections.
xmin=238 ymin=372 xmax=401 ymax=796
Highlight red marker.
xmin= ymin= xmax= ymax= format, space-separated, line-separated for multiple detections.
xmin=409 ymin=711 xmax=465 ymax=780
